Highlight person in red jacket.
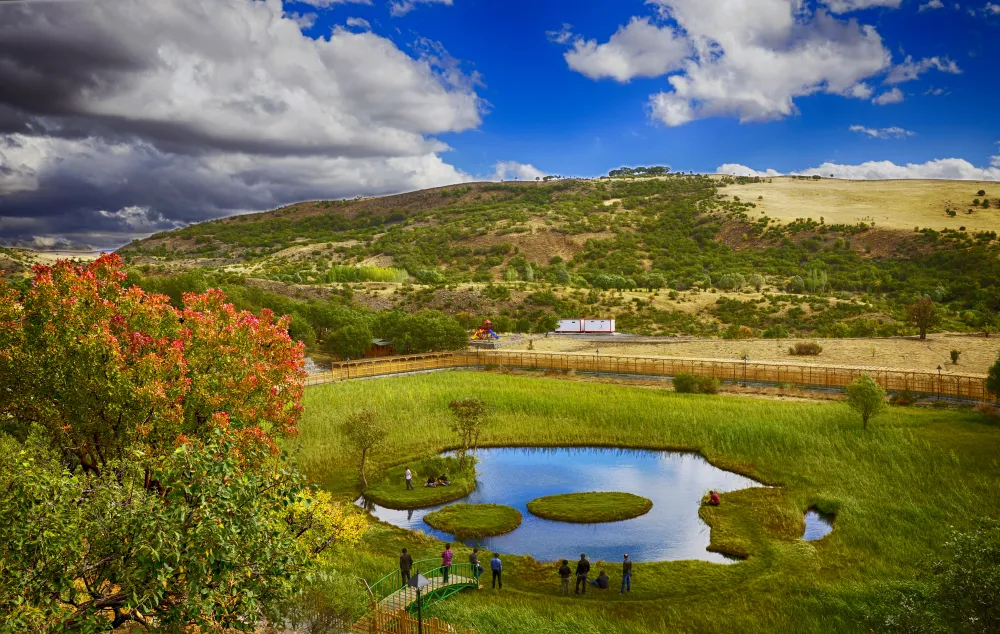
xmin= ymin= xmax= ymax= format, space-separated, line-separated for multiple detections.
xmin=707 ymin=490 xmax=721 ymax=506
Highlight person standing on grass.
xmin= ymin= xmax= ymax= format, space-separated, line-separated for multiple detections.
xmin=620 ymin=554 xmax=632 ymax=594
xmin=575 ymin=553 xmax=591 ymax=594
xmin=400 ymin=548 xmax=413 ymax=586
xmin=490 ymin=552 xmax=503 ymax=589
xmin=441 ymin=543 xmax=454 ymax=583
xmin=558 ymin=559 xmax=572 ymax=595
xmin=470 ymin=548 xmax=483 ymax=582
xmin=405 ymin=467 xmax=413 ymax=490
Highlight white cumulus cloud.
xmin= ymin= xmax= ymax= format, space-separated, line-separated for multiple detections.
xmin=716 ymin=163 xmax=782 ymax=177
xmin=719 ymin=158 xmax=1000 ymax=181
xmin=562 ymin=0 xmax=892 ymax=126
xmin=849 ymin=125 xmax=915 ymax=138
xmin=492 ymin=161 xmax=547 ymax=182
xmin=564 ymin=17 xmax=689 ymax=83
xmin=345 ymin=16 xmax=371 ymax=30
xmin=872 ymin=87 xmax=905 ymax=105
xmin=822 ymin=0 xmax=901 ymax=12
xmin=885 ymin=55 xmax=961 ymax=84
xmin=389 ymin=0 xmax=452 ymax=17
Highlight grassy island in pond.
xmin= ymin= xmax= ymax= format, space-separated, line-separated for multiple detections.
xmin=363 ymin=457 xmax=475 ymax=509
xmin=424 ymin=504 xmax=523 ymax=538
xmin=527 ymin=492 xmax=653 ymax=523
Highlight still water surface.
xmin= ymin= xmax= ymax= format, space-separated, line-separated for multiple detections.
xmin=359 ymin=447 xmax=764 ymax=563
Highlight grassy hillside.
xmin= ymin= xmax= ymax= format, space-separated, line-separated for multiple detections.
xmin=113 ymin=174 xmax=1000 ymax=340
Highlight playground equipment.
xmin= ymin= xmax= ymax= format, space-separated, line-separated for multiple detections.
xmin=472 ymin=319 xmax=500 ymax=340
xmin=368 ymin=558 xmax=479 ymax=614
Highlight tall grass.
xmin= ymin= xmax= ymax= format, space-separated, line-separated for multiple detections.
xmin=296 ymin=371 xmax=1000 ymax=633
xmin=323 ymin=265 xmax=408 ymax=283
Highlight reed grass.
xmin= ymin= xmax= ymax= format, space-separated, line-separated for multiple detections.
xmin=295 ymin=371 xmax=1000 ymax=633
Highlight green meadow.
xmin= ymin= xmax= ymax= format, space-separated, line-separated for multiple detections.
xmin=296 ymin=371 xmax=1000 ymax=633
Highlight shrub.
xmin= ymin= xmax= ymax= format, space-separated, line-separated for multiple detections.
xmin=789 ymin=342 xmax=823 ymax=356
xmin=786 ymin=276 xmax=806 ymax=293
xmin=987 ymin=356 xmax=1000 ymax=400
xmin=673 ymin=372 xmax=719 ymax=394
xmin=762 ymin=324 xmax=789 ymax=339
xmin=747 ymin=273 xmax=765 ymax=292
xmin=951 ymin=349 xmax=961 ymax=364
xmin=891 ymin=390 xmax=915 ymax=406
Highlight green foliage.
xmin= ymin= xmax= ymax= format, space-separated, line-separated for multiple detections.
xmin=324 ymin=265 xmax=408 ymax=284
xmin=790 ymin=341 xmax=823 ymax=356
xmin=869 ymin=521 xmax=1000 ymax=633
xmin=987 ymin=355 xmax=1000 ymax=399
xmin=449 ymin=397 xmax=487 ymax=467
xmin=289 ymin=311 xmax=318 ymax=347
xmin=672 ymin=372 xmax=720 ymax=394
xmin=907 ymin=297 xmax=940 ymax=340
xmin=786 ymin=276 xmax=806 ymax=293
xmin=846 ymin=374 xmax=888 ymax=429
xmin=379 ymin=310 xmax=468 ymax=354
xmin=326 ymin=322 xmax=373 ymax=360
xmin=950 ymin=349 xmax=961 ymax=364
xmin=0 ymin=428 xmax=362 ymax=632
xmin=341 ymin=409 xmax=388 ymax=488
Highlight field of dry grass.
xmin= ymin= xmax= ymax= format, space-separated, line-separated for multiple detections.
xmin=511 ymin=333 xmax=1000 ymax=374
xmin=723 ymin=177 xmax=1000 ymax=232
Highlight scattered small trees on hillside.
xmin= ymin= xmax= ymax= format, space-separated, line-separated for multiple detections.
xmin=906 ymin=297 xmax=940 ymax=340
xmin=846 ymin=374 xmax=887 ymax=430
xmin=340 ymin=409 xmax=387 ymax=488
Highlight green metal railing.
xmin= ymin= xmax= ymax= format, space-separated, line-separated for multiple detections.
xmin=370 ymin=558 xmax=481 ymax=613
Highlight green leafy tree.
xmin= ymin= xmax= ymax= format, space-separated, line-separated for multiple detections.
xmin=326 ymin=322 xmax=373 ymax=360
xmin=288 ymin=311 xmax=317 ymax=347
xmin=340 ymin=409 xmax=387 ymax=488
xmin=869 ymin=521 xmax=1000 ymax=634
xmin=448 ymin=398 xmax=487 ymax=468
xmin=748 ymin=273 xmax=765 ymax=292
xmin=0 ymin=427 xmax=365 ymax=632
xmin=987 ymin=355 xmax=1000 ymax=401
xmin=846 ymin=374 xmax=888 ymax=430
xmin=907 ymin=297 xmax=940 ymax=340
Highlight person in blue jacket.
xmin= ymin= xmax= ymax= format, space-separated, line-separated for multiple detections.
xmin=490 ymin=552 xmax=503 ymax=589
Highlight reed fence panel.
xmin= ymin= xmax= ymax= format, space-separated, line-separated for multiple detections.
xmin=304 ymin=350 xmax=989 ymax=401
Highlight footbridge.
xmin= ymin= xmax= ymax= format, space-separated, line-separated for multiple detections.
xmin=369 ymin=559 xmax=480 ymax=613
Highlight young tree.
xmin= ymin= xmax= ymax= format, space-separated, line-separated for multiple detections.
xmin=951 ymin=349 xmax=961 ymax=365
xmin=748 ymin=273 xmax=765 ymax=292
xmin=340 ymin=409 xmax=387 ymax=488
xmin=846 ymin=374 xmax=887 ymax=430
xmin=987 ymin=356 xmax=1000 ymax=401
xmin=906 ymin=296 xmax=940 ymax=340
xmin=448 ymin=398 xmax=487 ymax=467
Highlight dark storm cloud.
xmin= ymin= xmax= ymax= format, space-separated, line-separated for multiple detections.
xmin=0 ymin=0 xmax=481 ymax=249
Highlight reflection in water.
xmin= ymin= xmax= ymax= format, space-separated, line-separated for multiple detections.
xmin=358 ymin=447 xmax=764 ymax=563
xmin=803 ymin=509 xmax=834 ymax=541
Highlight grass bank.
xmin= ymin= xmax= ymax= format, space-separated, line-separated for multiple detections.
xmin=296 ymin=371 xmax=1000 ymax=633
xmin=526 ymin=492 xmax=653 ymax=523
xmin=424 ymin=504 xmax=523 ymax=538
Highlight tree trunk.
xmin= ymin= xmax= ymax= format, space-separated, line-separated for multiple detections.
xmin=360 ymin=448 xmax=368 ymax=488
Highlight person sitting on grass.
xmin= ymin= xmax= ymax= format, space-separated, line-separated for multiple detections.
xmin=437 ymin=473 xmax=451 ymax=486
xmin=706 ymin=490 xmax=721 ymax=506
xmin=589 ymin=570 xmax=610 ymax=590
xmin=424 ymin=477 xmax=437 ymax=488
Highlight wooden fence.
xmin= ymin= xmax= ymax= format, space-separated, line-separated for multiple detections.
xmin=305 ymin=350 xmax=990 ymax=401
xmin=352 ymin=609 xmax=476 ymax=634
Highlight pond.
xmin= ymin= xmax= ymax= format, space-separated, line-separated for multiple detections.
xmin=358 ymin=447 xmax=764 ymax=563
xmin=803 ymin=509 xmax=834 ymax=541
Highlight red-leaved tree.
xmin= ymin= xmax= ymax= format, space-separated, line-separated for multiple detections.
xmin=0 ymin=254 xmax=305 ymax=475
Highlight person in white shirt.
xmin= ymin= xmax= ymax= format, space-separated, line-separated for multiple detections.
xmin=405 ymin=467 xmax=413 ymax=490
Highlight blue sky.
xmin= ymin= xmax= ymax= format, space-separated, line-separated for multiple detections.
xmin=291 ymin=0 xmax=999 ymax=178
xmin=1 ymin=0 xmax=998 ymax=249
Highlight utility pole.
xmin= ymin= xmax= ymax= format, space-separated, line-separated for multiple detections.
xmin=742 ymin=354 xmax=748 ymax=388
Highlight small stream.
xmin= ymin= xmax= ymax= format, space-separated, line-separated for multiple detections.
xmin=359 ymin=447 xmax=765 ymax=563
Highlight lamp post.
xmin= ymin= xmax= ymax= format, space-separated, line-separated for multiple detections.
xmin=937 ymin=365 xmax=942 ymax=401
xmin=742 ymin=354 xmax=748 ymax=388
xmin=596 ymin=349 xmax=600 ymax=377
xmin=407 ymin=572 xmax=431 ymax=634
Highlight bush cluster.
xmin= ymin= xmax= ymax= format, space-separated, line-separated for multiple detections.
xmin=672 ymin=372 xmax=720 ymax=394
xmin=789 ymin=342 xmax=823 ymax=356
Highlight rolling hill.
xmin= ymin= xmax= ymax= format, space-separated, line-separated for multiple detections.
xmin=104 ymin=174 xmax=1000 ymax=340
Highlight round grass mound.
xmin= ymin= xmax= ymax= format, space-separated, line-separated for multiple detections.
xmin=424 ymin=504 xmax=523 ymax=538
xmin=363 ymin=457 xmax=475 ymax=510
xmin=527 ymin=492 xmax=653 ymax=523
